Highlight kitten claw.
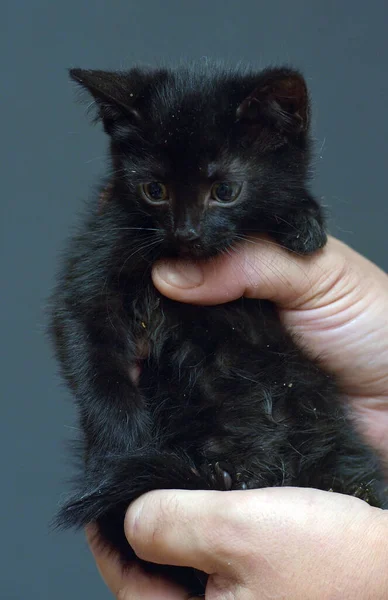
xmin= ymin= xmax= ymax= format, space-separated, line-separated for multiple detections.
xmin=210 ymin=462 xmax=234 ymax=491
xmin=214 ymin=462 xmax=233 ymax=490
xmin=209 ymin=462 xmax=250 ymax=491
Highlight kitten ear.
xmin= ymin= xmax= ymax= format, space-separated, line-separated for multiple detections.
xmin=236 ymin=69 xmax=309 ymax=135
xmin=69 ymin=68 xmax=149 ymax=135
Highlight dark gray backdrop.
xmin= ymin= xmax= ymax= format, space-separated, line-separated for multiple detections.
xmin=2 ymin=1 xmax=387 ymax=598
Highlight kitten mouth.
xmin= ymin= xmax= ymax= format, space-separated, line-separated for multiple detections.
xmin=163 ymin=238 xmax=236 ymax=260
xmin=178 ymin=248 xmax=223 ymax=260
xmin=178 ymin=244 xmax=206 ymax=258
xmin=176 ymin=241 xmax=234 ymax=259
xmin=165 ymin=243 xmax=213 ymax=259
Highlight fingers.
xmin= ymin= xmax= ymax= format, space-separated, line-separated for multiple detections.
xmin=123 ymin=487 xmax=386 ymax=597
xmin=92 ymin=488 xmax=388 ymax=600
xmin=86 ymin=525 xmax=187 ymax=599
xmin=151 ymin=235 xmax=338 ymax=306
xmin=152 ymin=236 xmax=384 ymax=310
xmin=152 ymin=234 xmax=388 ymax=406
xmin=112 ymin=568 xmax=188 ymax=600
xmin=86 ymin=524 xmax=129 ymax=596
xmin=124 ymin=489 xmax=253 ymax=577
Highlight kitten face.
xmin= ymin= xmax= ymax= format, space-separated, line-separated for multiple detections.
xmin=135 ymin=177 xmax=245 ymax=258
xmin=71 ymin=64 xmax=326 ymax=258
xmin=123 ymin=153 xmax=264 ymax=258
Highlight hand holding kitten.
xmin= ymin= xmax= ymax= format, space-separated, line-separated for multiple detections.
xmin=153 ymin=235 xmax=388 ymax=458
xmin=89 ymin=235 xmax=388 ymax=599
xmin=90 ymin=487 xmax=388 ymax=600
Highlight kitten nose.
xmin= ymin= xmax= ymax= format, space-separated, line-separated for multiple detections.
xmin=175 ymin=227 xmax=200 ymax=243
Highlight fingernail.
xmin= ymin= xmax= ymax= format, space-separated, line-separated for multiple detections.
xmin=156 ymin=261 xmax=204 ymax=289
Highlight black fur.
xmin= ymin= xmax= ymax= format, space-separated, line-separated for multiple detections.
xmin=49 ymin=62 xmax=386 ymax=595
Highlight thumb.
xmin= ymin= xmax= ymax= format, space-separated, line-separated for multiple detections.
xmin=151 ymin=236 xmax=362 ymax=309
xmin=124 ymin=489 xmax=250 ymax=576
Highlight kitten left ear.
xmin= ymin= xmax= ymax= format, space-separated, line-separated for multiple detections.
xmin=236 ymin=68 xmax=310 ymax=135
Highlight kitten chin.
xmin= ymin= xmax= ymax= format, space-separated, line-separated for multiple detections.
xmin=49 ymin=61 xmax=386 ymax=596
xmin=162 ymin=240 xmax=233 ymax=260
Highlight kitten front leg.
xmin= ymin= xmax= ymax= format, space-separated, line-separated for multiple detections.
xmin=50 ymin=302 xmax=150 ymax=455
xmin=270 ymin=195 xmax=327 ymax=255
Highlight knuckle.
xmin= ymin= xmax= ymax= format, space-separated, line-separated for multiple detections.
xmin=125 ymin=491 xmax=182 ymax=558
xmin=203 ymin=494 xmax=254 ymax=562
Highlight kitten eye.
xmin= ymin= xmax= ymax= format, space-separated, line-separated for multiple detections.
xmin=141 ymin=182 xmax=169 ymax=203
xmin=211 ymin=182 xmax=242 ymax=203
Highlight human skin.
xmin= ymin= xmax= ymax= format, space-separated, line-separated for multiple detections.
xmin=87 ymin=236 xmax=388 ymax=599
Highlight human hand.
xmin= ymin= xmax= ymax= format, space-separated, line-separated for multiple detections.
xmin=88 ymin=486 xmax=388 ymax=599
xmin=152 ymin=236 xmax=388 ymax=457
xmin=87 ymin=236 xmax=388 ymax=598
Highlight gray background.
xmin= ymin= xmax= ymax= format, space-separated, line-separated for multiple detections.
xmin=2 ymin=1 xmax=387 ymax=598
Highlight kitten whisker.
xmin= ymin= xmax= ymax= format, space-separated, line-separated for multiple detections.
xmin=229 ymin=243 xmax=291 ymax=294
xmin=85 ymin=155 xmax=109 ymax=164
xmin=220 ymin=246 xmax=250 ymax=288
xmin=235 ymin=234 xmax=304 ymax=270
xmin=234 ymin=234 xmax=318 ymax=289
xmin=272 ymin=215 xmax=299 ymax=231
xmin=116 ymin=227 xmax=160 ymax=232
xmin=104 ymin=236 xmax=163 ymax=331
xmin=236 ymin=233 xmax=303 ymax=256
xmin=117 ymin=237 xmax=162 ymax=283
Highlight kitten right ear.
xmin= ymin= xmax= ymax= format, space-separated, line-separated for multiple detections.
xmin=69 ymin=68 xmax=149 ymax=135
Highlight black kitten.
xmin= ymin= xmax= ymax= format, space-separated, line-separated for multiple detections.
xmin=49 ymin=62 xmax=386 ymax=595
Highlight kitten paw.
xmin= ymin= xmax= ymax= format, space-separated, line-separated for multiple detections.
xmin=236 ymin=471 xmax=250 ymax=490
xmin=236 ymin=481 xmax=248 ymax=490
xmin=274 ymin=221 xmax=327 ymax=255
xmin=270 ymin=202 xmax=327 ymax=255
